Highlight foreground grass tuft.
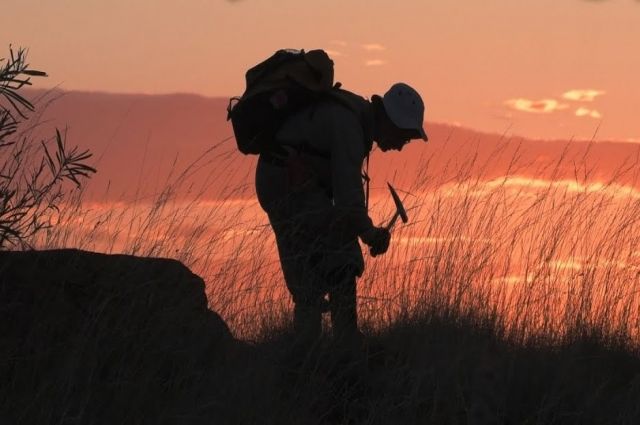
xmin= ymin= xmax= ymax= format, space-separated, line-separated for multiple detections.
xmin=225 ymin=311 xmax=640 ymax=425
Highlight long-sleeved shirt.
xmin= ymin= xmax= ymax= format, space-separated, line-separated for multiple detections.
xmin=274 ymin=93 xmax=375 ymax=237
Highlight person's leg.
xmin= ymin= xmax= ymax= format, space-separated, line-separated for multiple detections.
xmin=328 ymin=267 xmax=362 ymax=345
xmin=270 ymin=218 xmax=328 ymax=352
xmin=256 ymin=158 xmax=332 ymax=346
xmin=293 ymin=301 xmax=322 ymax=346
xmin=270 ymin=226 xmax=322 ymax=349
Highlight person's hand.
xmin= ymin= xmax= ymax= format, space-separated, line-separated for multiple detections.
xmin=361 ymin=227 xmax=391 ymax=257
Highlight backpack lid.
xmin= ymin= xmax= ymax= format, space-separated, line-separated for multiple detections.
xmin=242 ymin=49 xmax=334 ymax=99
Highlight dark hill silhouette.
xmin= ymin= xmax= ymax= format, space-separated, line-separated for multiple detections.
xmin=22 ymin=89 xmax=640 ymax=202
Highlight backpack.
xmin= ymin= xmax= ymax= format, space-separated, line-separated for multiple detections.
xmin=227 ymin=49 xmax=358 ymax=155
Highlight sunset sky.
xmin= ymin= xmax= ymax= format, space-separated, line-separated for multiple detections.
xmin=6 ymin=2 xmax=640 ymax=339
xmin=5 ymin=0 xmax=640 ymax=141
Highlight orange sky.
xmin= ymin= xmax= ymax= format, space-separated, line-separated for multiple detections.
xmin=7 ymin=1 xmax=640 ymax=338
xmin=4 ymin=0 xmax=640 ymax=141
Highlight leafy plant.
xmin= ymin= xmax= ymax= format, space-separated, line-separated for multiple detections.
xmin=0 ymin=46 xmax=96 ymax=248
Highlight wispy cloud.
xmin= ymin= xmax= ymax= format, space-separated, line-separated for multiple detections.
xmin=362 ymin=43 xmax=386 ymax=51
xmin=505 ymin=98 xmax=569 ymax=114
xmin=575 ymin=107 xmax=602 ymax=119
xmin=365 ymin=59 xmax=386 ymax=67
xmin=562 ymin=89 xmax=606 ymax=102
xmin=330 ymin=40 xmax=348 ymax=47
xmin=325 ymin=49 xmax=345 ymax=57
xmin=471 ymin=176 xmax=640 ymax=199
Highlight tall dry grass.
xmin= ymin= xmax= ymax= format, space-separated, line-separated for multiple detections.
xmin=26 ymin=134 xmax=640 ymax=350
xmin=14 ymin=134 xmax=640 ymax=425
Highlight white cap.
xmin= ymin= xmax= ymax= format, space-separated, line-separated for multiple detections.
xmin=382 ymin=83 xmax=428 ymax=141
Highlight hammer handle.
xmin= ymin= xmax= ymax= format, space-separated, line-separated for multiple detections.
xmin=386 ymin=212 xmax=400 ymax=231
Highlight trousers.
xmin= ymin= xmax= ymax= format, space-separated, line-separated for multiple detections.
xmin=255 ymin=155 xmax=363 ymax=341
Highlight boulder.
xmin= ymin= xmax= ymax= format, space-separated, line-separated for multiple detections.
xmin=0 ymin=249 xmax=233 ymax=425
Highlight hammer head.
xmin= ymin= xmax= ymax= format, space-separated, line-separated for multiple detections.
xmin=387 ymin=182 xmax=408 ymax=223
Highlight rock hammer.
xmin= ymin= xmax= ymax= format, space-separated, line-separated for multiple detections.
xmin=386 ymin=182 xmax=408 ymax=231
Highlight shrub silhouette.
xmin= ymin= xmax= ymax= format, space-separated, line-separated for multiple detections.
xmin=0 ymin=45 xmax=96 ymax=248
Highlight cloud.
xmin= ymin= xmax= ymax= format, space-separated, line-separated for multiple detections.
xmin=362 ymin=43 xmax=387 ymax=51
xmin=325 ymin=49 xmax=345 ymax=57
xmin=505 ymin=98 xmax=569 ymax=114
xmin=330 ymin=40 xmax=348 ymax=47
xmin=365 ymin=59 xmax=386 ymax=67
xmin=575 ymin=107 xmax=602 ymax=118
xmin=479 ymin=177 xmax=640 ymax=199
xmin=562 ymin=89 xmax=606 ymax=102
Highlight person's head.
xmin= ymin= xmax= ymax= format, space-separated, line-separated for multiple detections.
xmin=372 ymin=83 xmax=428 ymax=152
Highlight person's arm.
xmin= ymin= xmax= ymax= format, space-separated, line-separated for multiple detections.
xmin=328 ymin=110 xmax=374 ymax=237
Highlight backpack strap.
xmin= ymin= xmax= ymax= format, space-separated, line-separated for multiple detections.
xmin=324 ymin=88 xmax=373 ymax=212
xmin=362 ymin=153 xmax=370 ymax=211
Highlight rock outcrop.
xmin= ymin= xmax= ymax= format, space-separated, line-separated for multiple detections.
xmin=0 ymin=249 xmax=233 ymax=425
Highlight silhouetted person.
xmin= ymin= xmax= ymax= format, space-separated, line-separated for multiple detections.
xmin=256 ymin=83 xmax=427 ymax=349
